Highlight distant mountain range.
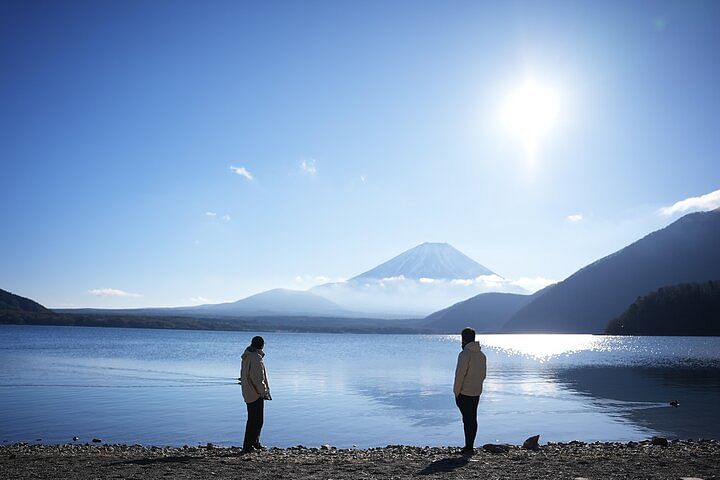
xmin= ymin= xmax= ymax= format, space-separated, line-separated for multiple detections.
xmin=5 ymin=208 xmax=720 ymax=335
xmin=54 ymin=243 xmax=506 ymax=319
xmin=180 ymin=288 xmax=348 ymax=317
xmin=57 ymin=289 xmax=353 ymax=319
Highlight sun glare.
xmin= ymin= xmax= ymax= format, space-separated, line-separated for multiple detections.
xmin=501 ymin=78 xmax=561 ymax=157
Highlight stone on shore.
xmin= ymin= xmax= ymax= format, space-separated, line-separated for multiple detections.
xmin=482 ymin=443 xmax=510 ymax=454
xmin=651 ymin=436 xmax=669 ymax=447
xmin=522 ymin=435 xmax=540 ymax=451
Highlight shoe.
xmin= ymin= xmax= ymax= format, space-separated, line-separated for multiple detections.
xmin=460 ymin=447 xmax=475 ymax=456
xmin=253 ymin=444 xmax=266 ymax=451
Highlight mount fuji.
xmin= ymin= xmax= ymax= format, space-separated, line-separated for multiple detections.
xmin=351 ymin=242 xmax=495 ymax=280
xmin=311 ymin=242 xmax=525 ymax=316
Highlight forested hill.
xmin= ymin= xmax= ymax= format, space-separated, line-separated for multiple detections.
xmin=0 ymin=288 xmax=51 ymax=314
xmin=605 ymin=281 xmax=720 ymax=336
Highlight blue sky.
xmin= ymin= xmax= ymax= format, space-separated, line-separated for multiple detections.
xmin=2 ymin=0 xmax=720 ymax=308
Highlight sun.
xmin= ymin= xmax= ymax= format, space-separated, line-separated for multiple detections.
xmin=501 ymin=78 xmax=561 ymax=157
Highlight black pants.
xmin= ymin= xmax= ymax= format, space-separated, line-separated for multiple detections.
xmin=456 ymin=394 xmax=480 ymax=449
xmin=243 ymin=398 xmax=264 ymax=451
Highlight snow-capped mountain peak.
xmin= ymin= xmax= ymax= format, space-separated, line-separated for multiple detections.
xmin=351 ymin=242 xmax=495 ymax=281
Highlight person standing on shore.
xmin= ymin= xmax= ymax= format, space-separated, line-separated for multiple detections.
xmin=454 ymin=327 xmax=487 ymax=456
xmin=240 ymin=336 xmax=271 ymax=453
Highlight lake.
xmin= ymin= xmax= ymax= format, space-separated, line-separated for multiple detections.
xmin=1 ymin=325 xmax=719 ymax=448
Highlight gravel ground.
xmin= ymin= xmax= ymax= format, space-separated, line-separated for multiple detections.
xmin=1 ymin=439 xmax=719 ymax=479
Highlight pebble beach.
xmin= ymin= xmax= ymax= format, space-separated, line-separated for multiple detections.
xmin=2 ymin=439 xmax=719 ymax=479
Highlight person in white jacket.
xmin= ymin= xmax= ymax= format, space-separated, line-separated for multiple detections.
xmin=453 ymin=327 xmax=487 ymax=456
xmin=240 ymin=336 xmax=271 ymax=453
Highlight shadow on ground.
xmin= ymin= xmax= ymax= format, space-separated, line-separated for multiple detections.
xmin=418 ymin=456 xmax=469 ymax=475
xmin=108 ymin=455 xmax=198 ymax=466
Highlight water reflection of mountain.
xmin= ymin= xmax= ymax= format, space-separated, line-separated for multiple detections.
xmin=550 ymin=366 xmax=720 ymax=439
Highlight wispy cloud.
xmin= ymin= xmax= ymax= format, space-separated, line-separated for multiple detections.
xmin=205 ymin=212 xmax=231 ymax=222
xmin=442 ymin=274 xmax=556 ymax=293
xmin=658 ymin=188 xmax=720 ymax=216
xmin=189 ymin=296 xmax=212 ymax=304
xmin=230 ymin=165 xmax=253 ymax=180
xmin=300 ymin=159 xmax=317 ymax=176
xmin=89 ymin=288 xmax=140 ymax=298
xmin=360 ymin=175 xmax=366 ymax=183
xmin=566 ymin=213 xmax=583 ymax=222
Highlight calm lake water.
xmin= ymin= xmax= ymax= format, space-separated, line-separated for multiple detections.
xmin=1 ymin=325 xmax=719 ymax=448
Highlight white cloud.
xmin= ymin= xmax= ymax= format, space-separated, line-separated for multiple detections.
xmin=360 ymin=175 xmax=366 ymax=183
xmin=566 ymin=213 xmax=583 ymax=222
xmin=429 ymin=274 xmax=554 ymax=294
xmin=189 ymin=296 xmax=212 ymax=304
xmin=88 ymin=288 xmax=140 ymax=298
xmin=380 ymin=275 xmax=406 ymax=283
xmin=230 ymin=165 xmax=253 ymax=180
xmin=658 ymin=188 xmax=720 ymax=216
xmin=205 ymin=212 xmax=231 ymax=222
xmin=300 ymin=159 xmax=317 ymax=176
xmin=474 ymin=274 xmax=506 ymax=288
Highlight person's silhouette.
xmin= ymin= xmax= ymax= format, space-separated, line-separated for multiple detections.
xmin=240 ymin=336 xmax=271 ymax=453
xmin=453 ymin=327 xmax=487 ymax=456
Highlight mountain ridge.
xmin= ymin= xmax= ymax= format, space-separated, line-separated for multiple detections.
xmin=0 ymin=288 xmax=51 ymax=314
xmin=502 ymin=209 xmax=720 ymax=333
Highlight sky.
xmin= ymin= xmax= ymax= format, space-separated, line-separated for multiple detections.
xmin=1 ymin=0 xmax=720 ymax=308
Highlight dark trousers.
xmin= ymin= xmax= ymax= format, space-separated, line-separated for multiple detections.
xmin=456 ymin=394 xmax=480 ymax=449
xmin=243 ymin=398 xmax=264 ymax=451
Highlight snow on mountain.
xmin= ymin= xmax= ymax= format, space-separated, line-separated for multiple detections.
xmin=352 ymin=242 xmax=495 ymax=280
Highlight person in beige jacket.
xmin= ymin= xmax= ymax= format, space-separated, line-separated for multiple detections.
xmin=453 ymin=327 xmax=487 ymax=455
xmin=240 ymin=336 xmax=271 ymax=453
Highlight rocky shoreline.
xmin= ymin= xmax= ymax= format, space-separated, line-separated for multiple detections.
xmin=1 ymin=439 xmax=719 ymax=479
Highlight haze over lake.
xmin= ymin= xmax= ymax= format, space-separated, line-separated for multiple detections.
xmin=2 ymin=325 xmax=719 ymax=448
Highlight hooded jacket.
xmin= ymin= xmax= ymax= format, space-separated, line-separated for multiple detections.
xmin=240 ymin=346 xmax=270 ymax=403
xmin=453 ymin=341 xmax=487 ymax=397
